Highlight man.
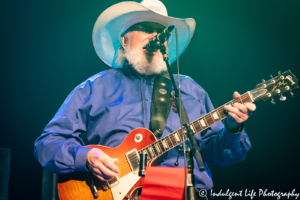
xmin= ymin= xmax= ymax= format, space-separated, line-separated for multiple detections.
xmin=34 ymin=0 xmax=256 ymax=198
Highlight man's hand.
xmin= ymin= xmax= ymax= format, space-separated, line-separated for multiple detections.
xmin=86 ymin=148 xmax=120 ymax=181
xmin=224 ymin=91 xmax=256 ymax=131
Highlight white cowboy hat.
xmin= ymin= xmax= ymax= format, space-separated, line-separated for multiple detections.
xmin=92 ymin=0 xmax=196 ymax=68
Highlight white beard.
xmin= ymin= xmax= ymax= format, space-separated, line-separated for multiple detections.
xmin=123 ymin=43 xmax=167 ymax=76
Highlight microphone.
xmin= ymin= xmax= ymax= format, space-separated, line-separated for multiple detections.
xmin=143 ymin=24 xmax=175 ymax=53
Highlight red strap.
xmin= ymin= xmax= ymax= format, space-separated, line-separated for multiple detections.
xmin=139 ymin=166 xmax=185 ymax=200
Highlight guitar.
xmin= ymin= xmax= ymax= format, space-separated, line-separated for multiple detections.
xmin=57 ymin=70 xmax=298 ymax=200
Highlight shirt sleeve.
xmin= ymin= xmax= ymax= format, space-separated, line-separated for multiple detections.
xmin=198 ymin=90 xmax=251 ymax=166
xmin=34 ymin=81 xmax=93 ymax=174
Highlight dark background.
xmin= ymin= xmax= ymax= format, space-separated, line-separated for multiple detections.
xmin=1 ymin=0 xmax=299 ymax=199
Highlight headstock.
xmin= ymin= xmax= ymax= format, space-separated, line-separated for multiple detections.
xmin=250 ymin=70 xmax=298 ymax=103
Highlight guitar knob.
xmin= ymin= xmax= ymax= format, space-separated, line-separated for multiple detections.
xmin=271 ymin=98 xmax=276 ymax=105
xmin=280 ymin=94 xmax=286 ymax=101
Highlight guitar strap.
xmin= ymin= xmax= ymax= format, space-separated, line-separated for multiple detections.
xmin=150 ymin=71 xmax=172 ymax=138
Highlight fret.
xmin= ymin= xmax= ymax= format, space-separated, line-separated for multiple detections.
xmin=154 ymin=143 xmax=162 ymax=154
xmin=198 ymin=117 xmax=207 ymax=129
xmin=246 ymin=92 xmax=253 ymax=102
xmin=161 ymin=139 xmax=169 ymax=150
xmin=178 ymin=129 xmax=188 ymax=141
xmin=193 ymin=121 xmax=202 ymax=133
xmin=148 ymin=146 xmax=155 ymax=158
xmin=184 ymin=133 xmax=189 ymax=141
xmin=209 ymin=112 xmax=216 ymax=123
xmin=205 ymin=115 xmax=214 ymax=126
xmin=145 ymin=147 xmax=153 ymax=159
xmin=169 ymin=134 xmax=178 ymax=146
xmin=217 ymin=107 xmax=227 ymax=119
xmin=157 ymin=140 xmax=166 ymax=152
xmin=238 ymin=96 xmax=244 ymax=104
xmin=176 ymin=130 xmax=184 ymax=141
xmin=151 ymin=144 xmax=158 ymax=156
xmin=212 ymin=111 xmax=220 ymax=121
xmin=174 ymin=132 xmax=181 ymax=143
xmin=183 ymin=131 xmax=188 ymax=140
xmin=190 ymin=122 xmax=196 ymax=134
xmin=173 ymin=132 xmax=181 ymax=145
xmin=166 ymin=135 xmax=174 ymax=148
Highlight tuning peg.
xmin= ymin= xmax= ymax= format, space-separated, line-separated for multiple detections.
xmin=270 ymin=75 xmax=275 ymax=84
xmin=280 ymin=94 xmax=286 ymax=101
xmin=290 ymin=91 xmax=294 ymax=98
xmin=262 ymin=79 xmax=267 ymax=88
xmin=271 ymin=98 xmax=276 ymax=105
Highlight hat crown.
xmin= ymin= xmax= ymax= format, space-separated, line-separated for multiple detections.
xmin=140 ymin=0 xmax=168 ymax=16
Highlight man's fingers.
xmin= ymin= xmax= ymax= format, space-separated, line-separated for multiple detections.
xmin=244 ymin=102 xmax=256 ymax=112
xmin=228 ymin=112 xmax=248 ymax=123
xmin=105 ymin=160 xmax=120 ymax=173
xmin=98 ymin=162 xmax=119 ymax=178
xmin=233 ymin=103 xmax=248 ymax=114
xmin=225 ymin=105 xmax=248 ymax=121
xmin=86 ymin=148 xmax=120 ymax=181
xmin=233 ymin=91 xmax=241 ymax=99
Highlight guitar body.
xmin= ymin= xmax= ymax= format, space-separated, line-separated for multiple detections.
xmin=58 ymin=128 xmax=157 ymax=200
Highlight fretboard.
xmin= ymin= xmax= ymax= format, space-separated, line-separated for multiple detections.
xmin=138 ymin=92 xmax=253 ymax=161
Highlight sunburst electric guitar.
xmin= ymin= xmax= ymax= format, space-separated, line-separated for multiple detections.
xmin=58 ymin=70 xmax=298 ymax=200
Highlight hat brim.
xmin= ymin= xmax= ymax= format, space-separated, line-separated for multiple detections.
xmin=93 ymin=1 xmax=196 ymax=67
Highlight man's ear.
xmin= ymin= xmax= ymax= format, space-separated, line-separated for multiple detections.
xmin=121 ymin=35 xmax=127 ymax=49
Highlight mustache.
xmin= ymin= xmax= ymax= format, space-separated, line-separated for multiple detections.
xmin=138 ymin=40 xmax=150 ymax=50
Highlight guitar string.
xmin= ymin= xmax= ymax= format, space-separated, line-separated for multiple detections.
xmin=111 ymin=84 xmax=294 ymax=170
xmin=110 ymin=94 xmax=252 ymax=169
xmin=110 ymin=94 xmax=253 ymax=169
xmin=113 ymin=96 xmax=253 ymax=170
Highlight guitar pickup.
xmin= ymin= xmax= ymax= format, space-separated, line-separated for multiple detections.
xmin=125 ymin=149 xmax=140 ymax=174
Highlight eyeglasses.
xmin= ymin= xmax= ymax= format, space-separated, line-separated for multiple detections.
xmin=124 ymin=22 xmax=165 ymax=34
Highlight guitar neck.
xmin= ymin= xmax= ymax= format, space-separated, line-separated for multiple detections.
xmin=138 ymin=92 xmax=253 ymax=161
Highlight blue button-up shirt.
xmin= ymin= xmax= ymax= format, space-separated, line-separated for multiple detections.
xmin=34 ymin=64 xmax=251 ymax=190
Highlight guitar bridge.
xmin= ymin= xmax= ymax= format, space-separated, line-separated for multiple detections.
xmin=107 ymin=176 xmax=120 ymax=188
xmin=125 ymin=149 xmax=140 ymax=174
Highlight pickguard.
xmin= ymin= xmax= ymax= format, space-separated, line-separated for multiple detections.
xmin=111 ymin=171 xmax=141 ymax=200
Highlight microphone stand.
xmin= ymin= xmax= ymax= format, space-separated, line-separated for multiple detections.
xmin=157 ymin=43 xmax=205 ymax=200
